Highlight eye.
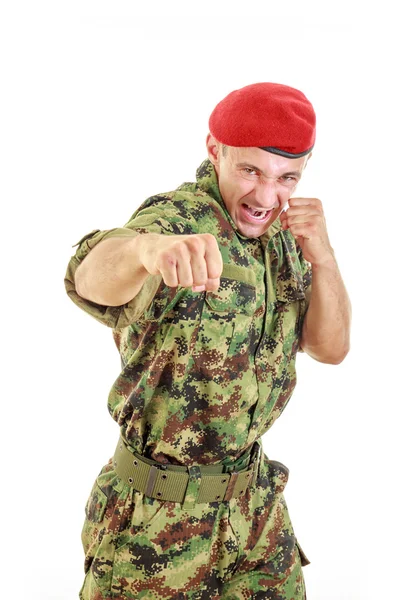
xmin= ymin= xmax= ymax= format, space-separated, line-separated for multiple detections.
xmin=242 ymin=167 xmax=257 ymax=176
xmin=279 ymin=176 xmax=297 ymax=186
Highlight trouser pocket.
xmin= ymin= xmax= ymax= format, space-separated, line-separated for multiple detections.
xmin=80 ymin=460 xmax=165 ymax=594
xmin=111 ymin=499 xmax=221 ymax=597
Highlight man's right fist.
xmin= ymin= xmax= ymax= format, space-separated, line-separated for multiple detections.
xmin=137 ymin=233 xmax=223 ymax=292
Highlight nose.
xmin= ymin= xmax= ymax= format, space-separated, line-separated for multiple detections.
xmin=254 ymin=179 xmax=280 ymax=210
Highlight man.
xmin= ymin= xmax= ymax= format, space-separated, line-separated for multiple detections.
xmin=65 ymin=82 xmax=351 ymax=600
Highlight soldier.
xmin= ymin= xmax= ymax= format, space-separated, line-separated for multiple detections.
xmin=65 ymin=82 xmax=351 ymax=599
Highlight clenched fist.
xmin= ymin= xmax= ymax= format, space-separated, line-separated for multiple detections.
xmin=137 ymin=233 xmax=223 ymax=292
xmin=280 ymin=197 xmax=335 ymax=266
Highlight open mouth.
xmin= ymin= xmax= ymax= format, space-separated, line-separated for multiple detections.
xmin=242 ymin=203 xmax=273 ymax=222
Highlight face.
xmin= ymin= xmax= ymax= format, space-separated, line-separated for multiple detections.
xmin=206 ymin=135 xmax=310 ymax=238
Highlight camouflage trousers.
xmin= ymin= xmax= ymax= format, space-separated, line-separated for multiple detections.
xmin=79 ymin=446 xmax=309 ymax=599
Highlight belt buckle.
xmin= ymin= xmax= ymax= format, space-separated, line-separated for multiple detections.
xmin=143 ymin=460 xmax=169 ymax=497
xmin=144 ymin=465 xmax=160 ymax=497
xmin=223 ymin=471 xmax=239 ymax=501
xmin=223 ymin=464 xmax=236 ymax=474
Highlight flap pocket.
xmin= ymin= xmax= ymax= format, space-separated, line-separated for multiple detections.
xmin=143 ymin=284 xmax=194 ymax=322
xmin=85 ymin=481 xmax=108 ymax=523
xmin=205 ymin=278 xmax=256 ymax=316
xmin=143 ymin=263 xmax=257 ymax=321
xmin=275 ymin=270 xmax=306 ymax=303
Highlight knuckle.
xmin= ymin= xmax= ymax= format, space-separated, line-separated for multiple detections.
xmin=186 ymin=237 xmax=202 ymax=253
xmin=159 ymin=251 xmax=177 ymax=267
xmin=174 ymin=242 xmax=190 ymax=257
xmin=201 ymin=232 xmax=217 ymax=245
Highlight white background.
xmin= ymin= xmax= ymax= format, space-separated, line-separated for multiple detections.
xmin=1 ymin=1 xmax=399 ymax=599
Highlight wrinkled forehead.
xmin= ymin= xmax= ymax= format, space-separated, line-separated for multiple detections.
xmin=225 ymin=146 xmax=309 ymax=172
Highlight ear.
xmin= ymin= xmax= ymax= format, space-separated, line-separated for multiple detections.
xmin=206 ymin=133 xmax=220 ymax=167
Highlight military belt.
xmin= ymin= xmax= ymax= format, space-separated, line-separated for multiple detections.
xmin=113 ymin=437 xmax=262 ymax=506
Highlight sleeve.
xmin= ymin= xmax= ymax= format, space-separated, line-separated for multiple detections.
xmin=299 ymin=247 xmax=312 ymax=308
xmin=64 ymin=197 xmax=198 ymax=329
xmin=297 ymin=246 xmax=312 ymax=353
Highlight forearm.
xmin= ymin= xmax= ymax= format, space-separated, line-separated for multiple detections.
xmin=300 ymin=256 xmax=351 ymax=364
xmin=75 ymin=235 xmax=149 ymax=306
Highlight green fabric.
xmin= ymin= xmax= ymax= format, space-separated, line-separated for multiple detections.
xmin=221 ymin=263 xmax=256 ymax=286
xmin=65 ymin=227 xmax=163 ymax=328
xmin=64 ymin=159 xmax=312 ymax=467
xmin=112 ymin=437 xmax=257 ymax=505
xmin=80 ymin=451 xmax=308 ymax=598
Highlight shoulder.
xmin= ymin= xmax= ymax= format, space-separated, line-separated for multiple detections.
xmin=127 ymin=183 xmax=227 ymax=233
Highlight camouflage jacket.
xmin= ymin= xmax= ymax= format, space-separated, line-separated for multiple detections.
xmin=64 ymin=159 xmax=312 ymax=467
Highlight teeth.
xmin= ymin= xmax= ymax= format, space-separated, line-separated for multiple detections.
xmin=246 ymin=205 xmax=268 ymax=217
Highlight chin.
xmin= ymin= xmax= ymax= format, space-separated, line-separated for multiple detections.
xmin=237 ymin=224 xmax=265 ymax=239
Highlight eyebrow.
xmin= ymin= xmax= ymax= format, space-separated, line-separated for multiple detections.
xmin=236 ymin=162 xmax=302 ymax=178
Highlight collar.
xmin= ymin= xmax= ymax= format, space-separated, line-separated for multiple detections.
xmin=195 ymin=158 xmax=283 ymax=243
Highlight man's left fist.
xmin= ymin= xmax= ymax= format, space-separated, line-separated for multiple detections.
xmin=279 ymin=197 xmax=335 ymax=266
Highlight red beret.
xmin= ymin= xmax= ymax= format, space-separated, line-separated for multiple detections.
xmin=209 ymin=82 xmax=316 ymax=158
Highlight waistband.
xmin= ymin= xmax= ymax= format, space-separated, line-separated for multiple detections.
xmin=113 ymin=437 xmax=262 ymax=508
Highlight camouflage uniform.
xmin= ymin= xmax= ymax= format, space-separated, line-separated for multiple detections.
xmin=65 ymin=159 xmax=312 ymax=599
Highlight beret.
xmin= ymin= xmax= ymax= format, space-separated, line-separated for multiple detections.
xmin=209 ymin=82 xmax=316 ymax=158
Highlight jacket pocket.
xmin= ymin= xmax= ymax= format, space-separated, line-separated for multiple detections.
xmin=269 ymin=268 xmax=306 ymax=358
xmin=205 ymin=277 xmax=256 ymax=315
xmin=194 ymin=277 xmax=256 ymax=372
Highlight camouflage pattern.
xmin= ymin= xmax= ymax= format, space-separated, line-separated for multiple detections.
xmin=65 ymin=159 xmax=312 ymax=467
xmin=79 ymin=449 xmax=308 ymax=599
xmin=65 ymin=158 xmax=312 ymax=598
